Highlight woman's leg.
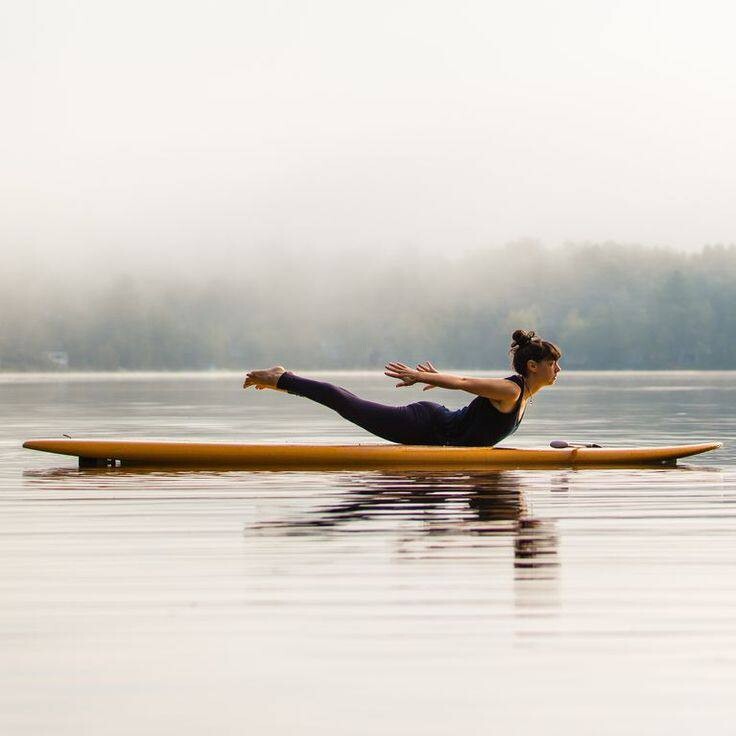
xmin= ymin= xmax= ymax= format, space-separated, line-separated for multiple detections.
xmin=276 ymin=372 xmax=440 ymax=445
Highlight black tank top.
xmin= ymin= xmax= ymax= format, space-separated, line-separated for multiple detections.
xmin=439 ymin=375 xmax=525 ymax=447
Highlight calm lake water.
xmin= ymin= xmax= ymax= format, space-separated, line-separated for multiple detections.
xmin=2 ymin=371 xmax=736 ymax=734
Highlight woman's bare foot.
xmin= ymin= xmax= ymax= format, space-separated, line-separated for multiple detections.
xmin=243 ymin=365 xmax=287 ymax=390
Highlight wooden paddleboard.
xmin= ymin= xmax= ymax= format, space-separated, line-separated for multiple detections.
xmin=22 ymin=439 xmax=722 ymax=469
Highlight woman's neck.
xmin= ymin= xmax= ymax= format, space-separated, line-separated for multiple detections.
xmin=522 ymin=374 xmax=545 ymax=397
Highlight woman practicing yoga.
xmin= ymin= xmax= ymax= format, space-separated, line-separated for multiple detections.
xmin=243 ymin=329 xmax=561 ymax=447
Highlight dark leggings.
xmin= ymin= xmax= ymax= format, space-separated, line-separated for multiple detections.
xmin=277 ymin=372 xmax=446 ymax=445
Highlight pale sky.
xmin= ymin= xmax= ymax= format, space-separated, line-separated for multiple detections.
xmin=2 ymin=0 xmax=735 ymax=278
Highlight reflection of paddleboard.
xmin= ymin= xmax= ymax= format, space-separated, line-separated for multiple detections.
xmin=22 ymin=438 xmax=722 ymax=469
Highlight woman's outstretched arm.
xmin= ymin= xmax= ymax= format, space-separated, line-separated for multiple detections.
xmin=385 ymin=362 xmax=521 ymax=403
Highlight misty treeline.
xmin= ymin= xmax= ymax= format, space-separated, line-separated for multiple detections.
xmin=2 ymin=242 xmax=735 ymax=371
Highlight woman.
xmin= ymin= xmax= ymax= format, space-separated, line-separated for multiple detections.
xmin=243 ymin=329 xmax=561 ymax=447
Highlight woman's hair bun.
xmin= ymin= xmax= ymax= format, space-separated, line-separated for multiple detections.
xmin=511 ymin=329 xmax=536 ymax=348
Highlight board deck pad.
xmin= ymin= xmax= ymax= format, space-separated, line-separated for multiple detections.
xmin=22 ymin=439 xmax=722 ymax=470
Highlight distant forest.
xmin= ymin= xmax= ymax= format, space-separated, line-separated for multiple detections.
xmin=2 ymin=242 xmax=736 ymax=371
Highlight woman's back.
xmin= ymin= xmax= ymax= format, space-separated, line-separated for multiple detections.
xmin=437 ymin=375 xmax=525 ymax=446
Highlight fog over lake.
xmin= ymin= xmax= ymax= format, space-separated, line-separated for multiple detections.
xmin=2 ymin=241 xmax=735 ymax=371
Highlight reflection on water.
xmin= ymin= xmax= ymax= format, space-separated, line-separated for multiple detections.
xmin=251 ymin=471 xmax=559 ymax=577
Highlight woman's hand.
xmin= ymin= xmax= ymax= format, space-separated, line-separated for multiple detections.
xmin=384 ymin=362 xmax=418 ymax=388
xmin=385 ymin=361 xmax=439 ymax=390
xmin=415 ymin=361 xmax=438 ymax=391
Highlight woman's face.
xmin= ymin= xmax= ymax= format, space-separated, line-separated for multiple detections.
xmin=529 ymin=357 xmax=561 ymax=385
xmin=546 ymin=358 xmax=561 ymax=384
